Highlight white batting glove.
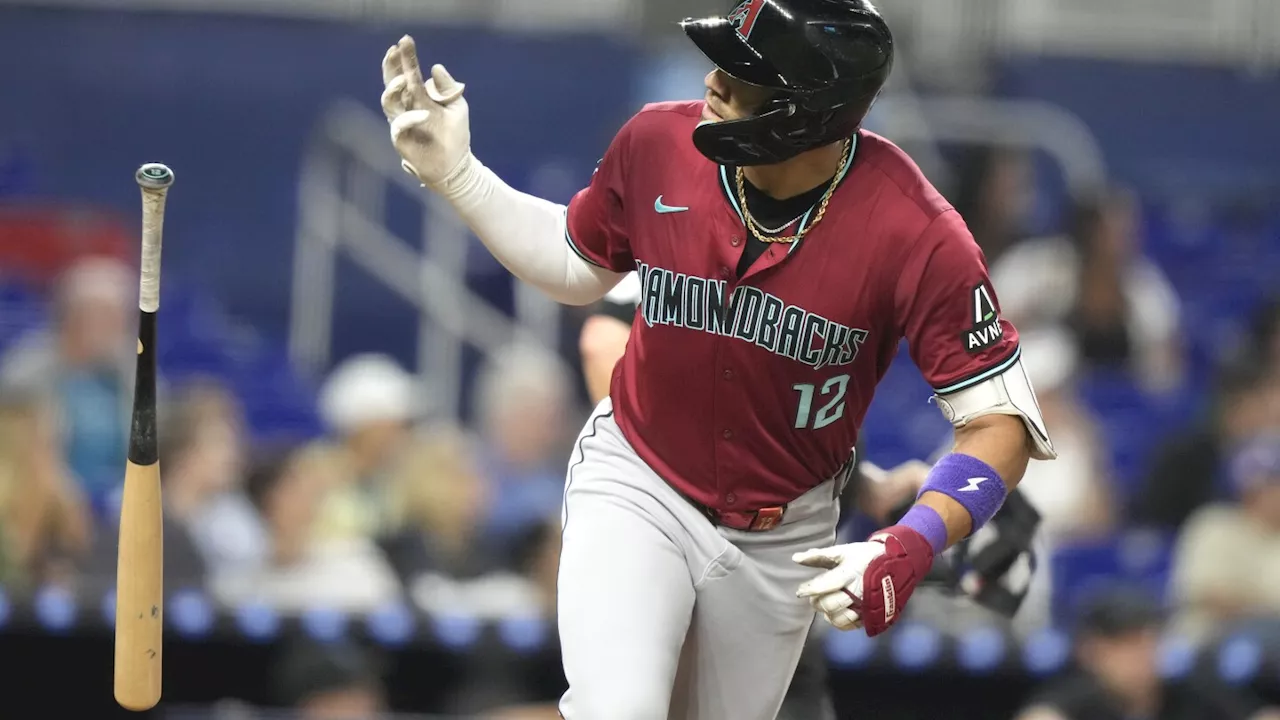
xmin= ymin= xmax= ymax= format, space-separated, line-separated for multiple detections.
xmin=794 ymin=525 xmax=936 ymax=636
xmin=794 ymin=541 xmax=886 ymax=631
xmin=380 ymin=35 xmax=471 ymax=187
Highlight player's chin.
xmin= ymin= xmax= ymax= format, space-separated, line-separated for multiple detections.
xmin=701 ymin=103 xmax=725 ymax=123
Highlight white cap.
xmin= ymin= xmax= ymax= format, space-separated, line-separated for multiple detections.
xmin=56 ymin=256 xmax=133 ymax=307
xmin=318 ymin=353 xmax=422 ymax=434
xmin=475 ymin=342 xmax=572 ymax=423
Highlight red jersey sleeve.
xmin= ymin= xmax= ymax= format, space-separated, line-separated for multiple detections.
xmin=564 ymin=117 xmax=637 ymax=273
xmin=895 ymin=209 xmax=1021 ymax=395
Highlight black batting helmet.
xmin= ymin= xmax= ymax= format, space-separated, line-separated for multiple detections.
xmin=681 ymin=0 xmax=894 ymax=166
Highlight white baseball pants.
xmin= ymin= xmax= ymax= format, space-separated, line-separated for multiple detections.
xmin=556 ymin=399 xmax=839 ymax=720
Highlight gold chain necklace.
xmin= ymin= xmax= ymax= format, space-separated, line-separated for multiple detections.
xmin=736 ymin=137 xmax=853 ymax=245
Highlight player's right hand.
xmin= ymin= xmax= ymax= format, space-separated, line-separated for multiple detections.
xmin=794 ymin=525 xmax=935 ymax=637
xmin=381 ymin=35 xmax=471 ymax=187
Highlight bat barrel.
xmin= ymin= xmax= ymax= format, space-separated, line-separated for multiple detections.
xmin=113 ymin=459 xmax=164 ymax=711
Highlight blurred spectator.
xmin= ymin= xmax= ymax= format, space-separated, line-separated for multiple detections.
xmin=215 ymin=447 xmax=400 ymax=612
xmin=1016 ymin=586 xmax=1277 ymax=720
xmin=848 ymin=455 xmax=926 ymax=531
xmin=409 ymin=512 xmax=560 ymax=620
xmin=378 ymin=423 xmax=496 ymax=583
xmin=90 ymin=379 xmax=259 ymax=594
xmin=475 ymin=343 xmax=575 ymax=544
xmin=0 ymin=256 xmax=137 ymax=510
xmin=510 ymin=518 xmax=561 ymax=616
xmin=0 ymin=391 xmax=90 ymax=587
xmin=1134 ymin=361 xmax=1280 ymax=529
xmin=1245 ymin=297 xmax=1280 ymax=377
xmin=270 ymin=638 xmax=386 ymax=719
xmin=1170 ymin=433 xmax=1280 ymax=643
xmin=1012 ymin=328 xmax=1116 ymax=545
xmin=950 ymin=144 xmax=1035 ymax=263
xmin=309 ymin=353 xmax=422 ymax=543
xmin=993 ymin=190 xmax=1184 ymax=393
xmin=439 ymin=518 xmax=564 ymax=716
xmin=158 ymin=378 xmax=268 ymax=585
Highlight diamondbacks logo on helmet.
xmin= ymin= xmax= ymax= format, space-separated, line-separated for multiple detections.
xmin=727 ymin=0 xmax=766 ymax=39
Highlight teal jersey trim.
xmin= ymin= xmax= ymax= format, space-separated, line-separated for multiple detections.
xmin=933 ymin=345 xmax=1022 ymax=395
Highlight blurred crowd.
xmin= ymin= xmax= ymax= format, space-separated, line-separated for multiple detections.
xmin=0 ymin=143 xmax=1277 ymax=717
xmin=0 ymin=259 xmax=581 ymax=615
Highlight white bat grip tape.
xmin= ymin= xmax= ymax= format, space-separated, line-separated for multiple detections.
xmin=138 ymin=190 xmax=166 ymax=313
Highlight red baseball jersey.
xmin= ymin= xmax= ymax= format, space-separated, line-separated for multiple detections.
xmin=567 ymin=101 xmax=1020 ymax=513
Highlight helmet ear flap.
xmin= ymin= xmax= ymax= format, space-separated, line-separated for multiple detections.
xmin=692 ymin=97 xmax=859 ymax=166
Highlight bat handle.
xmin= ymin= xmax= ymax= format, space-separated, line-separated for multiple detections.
xmin=138 ymin=189 xmax=167 ymax=313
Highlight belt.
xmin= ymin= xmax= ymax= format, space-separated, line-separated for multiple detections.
xmin=681 ymin=493 xmax=787 ymax=532
xmin=677 ymin=451 xmax=859 ymax=533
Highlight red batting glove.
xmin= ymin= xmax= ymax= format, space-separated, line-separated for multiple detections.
xmin=858 ymin=526 xmax=935 ymax=636
xmin=794 ymin=525 xmax=935 ymax=636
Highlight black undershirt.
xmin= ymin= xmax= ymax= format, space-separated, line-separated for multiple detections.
xmin=730 ymin=169 xmax=834 ymax=277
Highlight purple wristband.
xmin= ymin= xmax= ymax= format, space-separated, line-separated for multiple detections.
xmin=898 ymin=504 xmax=949 ymax=555
xmin=916 ymin=453 xmax=1007 ymax=534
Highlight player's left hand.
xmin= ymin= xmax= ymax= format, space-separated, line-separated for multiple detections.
xmin=793 ymin=525 xmax=935 ymax=636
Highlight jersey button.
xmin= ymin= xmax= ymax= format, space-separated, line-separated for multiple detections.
xmin=718 ymin=265 xmax=731 ymax=278
xmin=722 ymin=429 xmax=733 ymax=440
xmin=722 ymin=369 xmax=733 ymax=380
xmin=725 ymin=492 xmax=737 ymax=505
xmin=730 ymin=236 xmax=741 ymax=247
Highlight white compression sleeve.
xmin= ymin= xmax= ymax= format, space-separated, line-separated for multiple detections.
xmin=430 ymin=152 xmax=624 ymax=306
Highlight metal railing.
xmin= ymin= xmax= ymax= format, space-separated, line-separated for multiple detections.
xmin=872 ymin=93 xmax=1109 ymax=198
xmin=288 ymin=99 xmax=565 ymax=423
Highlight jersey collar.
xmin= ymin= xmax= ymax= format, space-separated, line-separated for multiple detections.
xmin=717 ymin=133 xmax=859 ymax=256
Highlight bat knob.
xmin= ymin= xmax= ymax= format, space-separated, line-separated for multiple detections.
xmin=136 ymin=163 xmax=175 ymax=191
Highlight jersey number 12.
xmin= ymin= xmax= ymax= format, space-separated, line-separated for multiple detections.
xmin=792 ymin=374 xmax=849 ymax=430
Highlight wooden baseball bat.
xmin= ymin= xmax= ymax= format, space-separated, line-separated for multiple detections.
xmin=113 ymin=162 xmax=174 ymax=712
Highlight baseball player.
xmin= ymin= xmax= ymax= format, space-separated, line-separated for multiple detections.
xmin=380 ymin=0 xmax=1057 ymax=717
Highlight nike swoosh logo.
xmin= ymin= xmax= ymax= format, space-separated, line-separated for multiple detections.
xmin=958 ymin=477 xmax=988 ymax=492
xmin=654 ymin=195 xmax=689 ymax=214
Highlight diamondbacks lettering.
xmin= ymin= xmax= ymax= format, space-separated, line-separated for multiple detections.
xmin=637 ymin=262 xmax=867 ymax=370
